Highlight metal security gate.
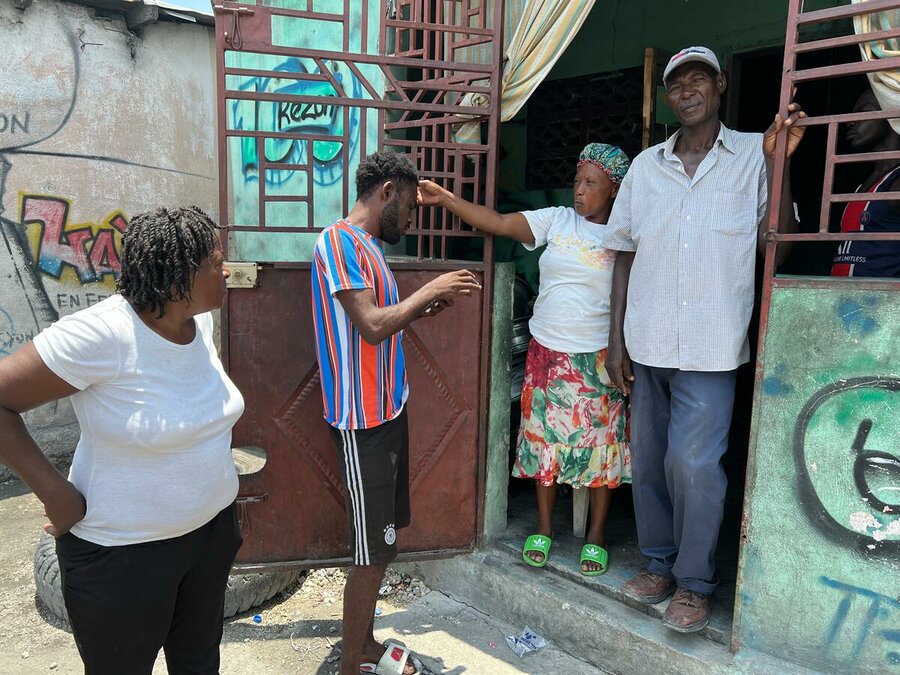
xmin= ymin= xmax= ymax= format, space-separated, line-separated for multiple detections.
xmin=735 ymin=1 xmax=900 ymax=667
xmin=213 ymin=0 xmax=503 ymax=567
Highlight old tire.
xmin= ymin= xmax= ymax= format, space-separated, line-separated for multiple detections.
xmin=33 ymin=532 xmax=68 ymax=624
xmin=222 ymin=568 xmax=304 ymax=617
xmin=34 ymin=532 xmax=304 ymax=625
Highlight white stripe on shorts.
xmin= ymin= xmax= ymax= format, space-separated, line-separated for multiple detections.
xmin=340 ymin=429 xmax=370 ymax=565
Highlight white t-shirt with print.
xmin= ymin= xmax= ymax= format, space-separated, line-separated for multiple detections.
xmin=33 ymin=294 xmax=244 ymax=546
xmin=522 ymin=206 xmax=618 ymax=354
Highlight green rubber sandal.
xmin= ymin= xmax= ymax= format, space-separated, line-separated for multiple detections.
xmin=522 ymin=534 xmax=552 ymax=568
xmin=580 ymin=543 xmax=609 ymax=576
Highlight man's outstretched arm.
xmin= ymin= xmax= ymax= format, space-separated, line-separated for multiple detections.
xmin=337 ymin=270 xmax=481 ymax=345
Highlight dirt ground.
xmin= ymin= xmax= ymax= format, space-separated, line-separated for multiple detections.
xmin=0 ymin=480 xmax=596 ymax=675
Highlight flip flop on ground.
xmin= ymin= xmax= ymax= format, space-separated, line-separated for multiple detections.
xmin=522 ymin=533 xmax=553 ymax=567
xmin=580 ymin=543 xmax=608 ymax=576
xmin=360 ymin=642 xmax=418 ymax=674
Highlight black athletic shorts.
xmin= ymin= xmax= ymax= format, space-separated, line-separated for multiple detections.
xmin=330 ymin=408 xmax=410 ymax=566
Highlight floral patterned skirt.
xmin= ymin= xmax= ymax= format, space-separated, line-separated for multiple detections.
xmin=512 ymin=339 xmax=631 ymax=489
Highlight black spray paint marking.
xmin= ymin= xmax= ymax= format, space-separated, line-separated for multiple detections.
xmin=794 ymin=376 xmax=900 ymax=554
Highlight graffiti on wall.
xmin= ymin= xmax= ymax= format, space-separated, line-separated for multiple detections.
xmin=0 ymin=27 xmax=81 ymax=339
xmin=228 ymin=54 xmax=370 ymax=231
xmin=737 ymin=289 xmax=900 ymax=671
xmin=794 ymin=379 xmax=899 ymax=553
xmin=1 ymin=19 xmax=215 ymax=347
xmin=0 ymin=113 xmax=30 ymax=135
xmin=16 ymin=193 xmax=127 ymax=313
xmin=0 ymin=306 xmax=22 ymax=357
xmin=820 ymin=576 xmax=900 ymax=668
xmin=20 ymin=194 xmax=126 ymax=284
xmin=231 ymin=58 xmax=361 ymax=190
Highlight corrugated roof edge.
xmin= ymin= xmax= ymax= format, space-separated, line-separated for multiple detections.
xmin=66 ymin=0 xmax=214 ymax=26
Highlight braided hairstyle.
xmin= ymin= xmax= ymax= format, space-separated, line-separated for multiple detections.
xmin=116 ymin=206 xmax=220 ymax=318
xmin=355 ymin=150 xmax=418 ymax=200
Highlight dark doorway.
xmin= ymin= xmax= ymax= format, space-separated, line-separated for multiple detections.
xmin=731 ymin=44 xmax=870 ymax=275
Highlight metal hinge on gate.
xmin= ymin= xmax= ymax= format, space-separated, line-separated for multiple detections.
xmin=225 ymin=262 xmax=258 ymax=289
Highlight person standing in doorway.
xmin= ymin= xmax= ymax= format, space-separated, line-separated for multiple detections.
xmin=419 ymin=143 xmax=632 ymax=576
xmin=603 ymin=46 xmax=806 ymax=633
xmin=831 ymin=87 xmax=900 ymax=278
xmin=311 ymin=150 xmax=481 ymax=675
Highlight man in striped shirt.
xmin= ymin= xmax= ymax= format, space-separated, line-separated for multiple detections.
xmin=312 ymin=151 xmax=480 ymax=675
xmin=603 ymin=46 xmax=806 ymax=633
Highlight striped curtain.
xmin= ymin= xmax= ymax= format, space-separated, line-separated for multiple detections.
xmin=454 ymin=0 xmax=596 ymax=144
xmin=853 ymin=0 xmax=900 ymax=133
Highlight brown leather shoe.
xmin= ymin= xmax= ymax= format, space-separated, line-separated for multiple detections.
xmin=662 ymin=588 xmax=711 ymax=633
xmin=622 ymin=568 xmax=676 ymax=604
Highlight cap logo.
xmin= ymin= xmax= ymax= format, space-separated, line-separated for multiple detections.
xmin=674 ymin=47 xmax=707 ymax=61
xmin=664 ymin=46 xmax=720 ymax=82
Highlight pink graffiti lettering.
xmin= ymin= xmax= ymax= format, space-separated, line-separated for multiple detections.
xmin=19 ymin=195 xmax=127 ymax=283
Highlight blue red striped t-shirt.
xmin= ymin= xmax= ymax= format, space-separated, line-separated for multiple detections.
xmin=312 ymin=220 xmax=408 ymax=429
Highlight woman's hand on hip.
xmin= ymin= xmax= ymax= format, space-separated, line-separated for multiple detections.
xmin=43 ymin=481 xmax=86 ymax=537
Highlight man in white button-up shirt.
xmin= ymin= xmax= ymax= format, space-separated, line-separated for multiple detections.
xmin=602 ymin=46 xmax=806 ymax=633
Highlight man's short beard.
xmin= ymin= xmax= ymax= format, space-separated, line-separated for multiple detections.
xmin=379 ymin=197 xmax=403 ymax=245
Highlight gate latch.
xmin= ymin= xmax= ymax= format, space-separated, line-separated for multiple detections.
xmin=225 ymin=262 xmax=258 ymax=289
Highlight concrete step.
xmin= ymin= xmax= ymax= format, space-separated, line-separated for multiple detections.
xmin=497 ymin=512 xmax=734 ymax=647
xmin=398 ymin=549 xmax=820 ymax=675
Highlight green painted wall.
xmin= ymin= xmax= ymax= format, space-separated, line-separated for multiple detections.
xmin=226 ymin=1 xmax=382 ymax=262
xmin=735 ymin=280 xmax=900 ymax=673
xmin=485 ymin=262 xmax=513 ymax=539
xmin=551 ymin=0 xmax=837 ymax=82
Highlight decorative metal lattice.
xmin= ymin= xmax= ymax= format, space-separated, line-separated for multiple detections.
xmin=526 ymin=68 xmax=643 ymax=190
xmin=214 ymin=0 xmax=503 ymax=261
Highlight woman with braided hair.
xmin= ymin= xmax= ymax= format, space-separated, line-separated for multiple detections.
xmin=0 ymin=206 xmax=244 ymax=673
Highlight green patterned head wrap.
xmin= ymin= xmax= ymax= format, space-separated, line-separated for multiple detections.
xmin=577 ymin=143 xmax=631 ymax=185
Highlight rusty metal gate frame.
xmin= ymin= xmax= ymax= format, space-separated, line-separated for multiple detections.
xmin=757 ymin=0 xmax=900 ymax=402
xmin=738 ymin=0 xmax=900 ymax=651
xmin=212 ymin=0 xmax=504 ymax=549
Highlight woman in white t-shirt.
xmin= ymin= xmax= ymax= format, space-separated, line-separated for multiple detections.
xmin=419 ymin=143 xmax=631 ymax=576
xmin=0 ymin=206 xmax=244 ymax=672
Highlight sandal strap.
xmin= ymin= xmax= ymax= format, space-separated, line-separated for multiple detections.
xmin=523 ymin=534 xmax=552 ymax=554
xmin=580 ymin=544 xmax=609 ymax=567
xmin=374 ymin=643 xmax=410 ymax=675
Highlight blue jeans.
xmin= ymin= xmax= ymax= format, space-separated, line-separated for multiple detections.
xmin=629 ymin=362 xmax=738 ymax=595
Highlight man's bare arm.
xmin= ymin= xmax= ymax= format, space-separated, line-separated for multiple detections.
xmin=336 ymin=270 xmax=481 ymax=344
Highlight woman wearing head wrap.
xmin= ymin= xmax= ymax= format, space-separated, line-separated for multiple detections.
xmin=419 ymin=143 xmax=631 ymax=575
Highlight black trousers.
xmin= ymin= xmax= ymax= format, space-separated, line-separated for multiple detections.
xmin=56 ymin=503 xmax=243 ymax=675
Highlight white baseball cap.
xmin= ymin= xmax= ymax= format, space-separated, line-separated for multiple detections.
xmin=663 ymin=46 xmax=721 ymax=83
